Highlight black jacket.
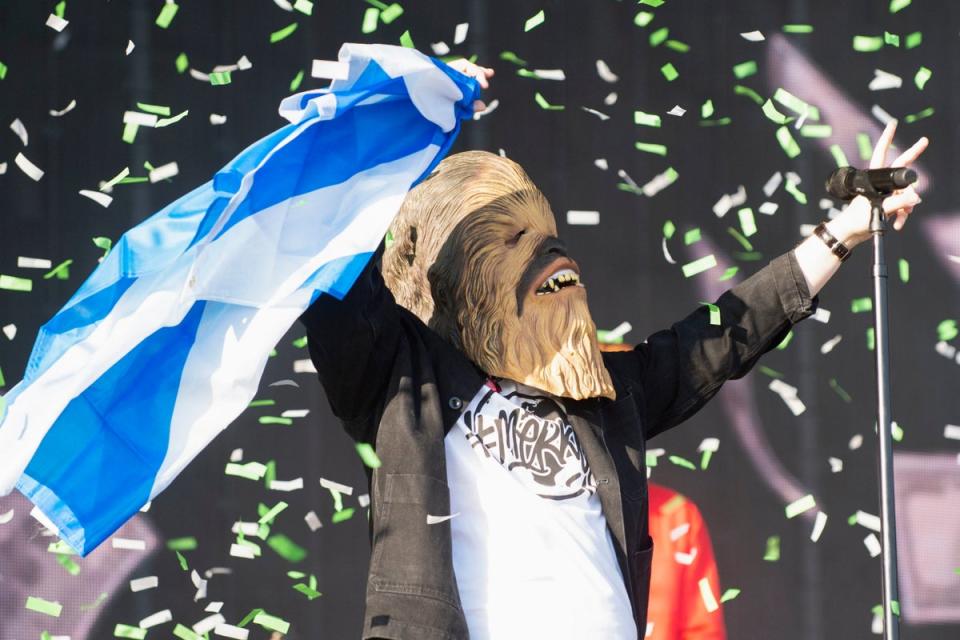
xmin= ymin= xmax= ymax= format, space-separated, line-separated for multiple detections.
xmin=301 ymin=249 xmax=816 ymax=639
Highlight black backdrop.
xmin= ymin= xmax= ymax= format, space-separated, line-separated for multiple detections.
xmin=1 ymin=1 xmax=959 ymax=638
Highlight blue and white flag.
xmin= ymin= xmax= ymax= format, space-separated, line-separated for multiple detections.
xmin=0 ymin=43 xmax=479 ymax=555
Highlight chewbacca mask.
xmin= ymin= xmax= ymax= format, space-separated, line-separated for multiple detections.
xmin=382 ymin=150 xmax=615 ymax=400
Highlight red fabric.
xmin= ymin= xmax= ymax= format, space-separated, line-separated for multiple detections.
xmin=645 ymin=483 xmax=727 ymax=640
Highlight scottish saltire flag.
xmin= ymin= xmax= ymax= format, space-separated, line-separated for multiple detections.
xmin=0 ymin=43 xmax=479 ymax=555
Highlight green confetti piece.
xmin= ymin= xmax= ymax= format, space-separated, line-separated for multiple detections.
xmin=259 ymin=501 xmax=288 ymax=524
xmin=355 ymin=442 xmax=382 ymax=468
xmin=114 ymin=624 xmax=147 ymax=639
xmin=289 ymin=69 xmax=304 ymax=92
xmin=209 ymin=71 xmax=232 ymax=86
xmin=847 ymin=513 xmax=858 ymax=525
xmin=701 ymin=99 xmax=714 ymax=119
xmin=92 ymin=237 xmax=112 ymax=258
xmin=649 ymin=27 xmax=669 ymax=47
xmin=761 ymin=99 xmax=792 ymax=124
xmin=136 ymin=103 xmax=171 ymax=116
xmin=379 ymin=3 xmax=403 ymax=23
xmin=773 ymin=88 xmax=819 ymax=120
xmin=727 ymin=227 xmax=754 ymax=251
xmin=634 ymin=110 xmax=661 ymax=127
xmin=47 ymin=540 xmax=76 ymax=555
xmin=0 ymin=274 xmax=33 ymax=291
xmin=264 ymin=460 xmax=276 ymax=487
xmin=851 ymin=297 xmax=873 ymax=313
xmin=738 ymin=207 xmax=757 ymax=237
xmin=914 ymin=66 xmax=932 ymax=90
xmin=905 ymin=31 xmax=922 ymax=49
xmin=268 ymin=534 xmax=307 ymax=563
xmin=293 ymin=583 xmax=322 ymax=599
xmin=249 ymin=399 xmax=275 ymax=408
xmin=682 ymin=255 xmax=717 ymax=278
xmin=884 ymin=31 xmax=900 ymax=47
xmin=640 ymin=0 xmax=664 ymax=5
xmin=699 ymin=117 xmax=732 ymax=127
xmin=293 ymin=0 xmax=313 ymax=15
xmin=668 ymin=455 xmax=696 ymax=470
xmin=734 ymin=251 xmax=763 ymax=261
xmin=596 ymin=330 xmax=624 ymax=344
xmin=79 ymin=592 xmax=107 ymax=611
xmin=635 ymin=142 xmax=668 ymax=156
xmin=524 ymin=9 xmax=545 ymax=32
xmin=733 ymin=84 xmax=764 ymax=105
xmin=662 ymin=220 xmax=676 ymax=239
xmin=829 ymin=378 xmax=853 ymax=403
xmin=856 ymin=133 xmax=873 ymax=161
xmin=634 ymin=11 xmax=655 ymax=27
xmin=732 ymin=60 xmax=757 ymax=79
xmin=173 ymin=623 xmax=202 ymax=640
xmin=853 ymin=35 xmax=884 ymax=52
xmin=292 ymin=335 xmax=308 ymax=348
xmin=683 ymin=228 xmax=701 ymax=245
xmin=0 ymin=61 xmax=7 ymax=80
xmin=764 ymin=536 xmax=780 ymax=561
xmin=499 ymin=51 xmax=527 ymax=66
xmin=54 ymin=1 xmax=66 ymax=18
xmin=800 ymin=124 xmax=832 ymax=138
xmin=720 ymin=588 xmax=741 ymax=603
xmin=155 ymin=2 xmax=179 ymax=29
xmin=867 ymin=327 xmax=875 ymax=351
xmin=904 ymin=107 xmax=934 ymax=123
xmin=775 ymin=126 xmax=801 ymax=159
xmin=534 ymin=92 xmax=564 ymax=111
xmin=776 ymin=330 xmax=794 ymax=350
xmin=238 ymin=608 xmax=264 ymax=628
xmin=175 ymin=52 xmax=189 ymax=74
xmin=175 ymin=549 xmax=188 ymax=570
xmin=892 ymin=422 xmax=904 ymax=442
xmin=718 ymin=266 xmax=739 ymax=281
xmin=122 ymin=123 xmax=139 ymax=143
xmin=332 ymin=507 xmax=356 ymax=523
xmin=254 ymin=611 xmax=291 ymax=635
xmin=937 ymin=319 xmax=958 ymax=342
xmin=25 ymin=596 xmax=62 ymax=617
xmin=365 ymin=0 xmax=389 ymax=9
xmin=42 ymin=259 xmax=72 ymax=280
xmin=701 ymin=303 xmax=721 ymax=326
xmin=890 ymin=0 xmax=911 ymax=12
xmin=399 ymin=30 xmax=415 ymax=48
xmin=785 ymin=180 xmax=809 ymax=202
xmin=665 ymin=40 xmax=690 ymax=53
xmin=898 ymin=258 xmax=909 ymax=283
xmin=287 ymin=570 xmax=306 ymax=579
xmin=56 ymin=554 xmax=80 ymax=576
xmin=829 ymin=144 xmax=849 ymax=168
xmin=270 ymin=22 xmax=298 ymax=43
xmin=660 ymin=62 xmax=678 ymax=82
xmin=361 ymin=7 xmax=379 ymax=33
xmin=892 ymin=600 xmax=901 ymax=616
xmin=783 ymin=24 xmax=813 ymax=34
xmin=0 ymin=366 xmax=5 ymax=387
xmin=759 ymin=365 xmax=783 ymax=379
xmin=166 ymin=537 xmax=197 ymax=551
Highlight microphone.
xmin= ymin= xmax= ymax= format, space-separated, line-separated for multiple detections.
xmin=825 ymin=166 xmax=917 ymax=200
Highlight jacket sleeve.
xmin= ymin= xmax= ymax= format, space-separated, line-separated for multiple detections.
xmin=299 ymin=246 xmax=401 ymax=442
xmin=604 ymin=251 xmax=816 ymax=439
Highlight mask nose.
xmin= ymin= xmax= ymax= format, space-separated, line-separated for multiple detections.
xmin=540 ymin=236 xmax=567 ymax=258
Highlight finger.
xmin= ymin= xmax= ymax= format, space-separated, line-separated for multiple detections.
xmin=870 ymin=120 xmax=898 ymax=169
xmin=893 ymin=209 xmax=910 ymax=231
xmin=473 ymin=100 xmax=487 ymax=113
xmin=882 ymin=190 xmax=920 ymax=215
xmin=891 ymin=136 xmax=929 ymax=167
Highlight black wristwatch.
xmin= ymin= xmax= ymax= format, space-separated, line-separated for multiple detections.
xmin=813 ymin=222 xmax=851 ymax=262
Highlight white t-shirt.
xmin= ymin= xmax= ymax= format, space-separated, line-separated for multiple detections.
xmin=444 ymin=379 xmax=637 ymax=640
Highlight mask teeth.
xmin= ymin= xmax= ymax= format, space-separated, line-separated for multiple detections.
xmin=536 ymin=272 xmax=581 ymax=295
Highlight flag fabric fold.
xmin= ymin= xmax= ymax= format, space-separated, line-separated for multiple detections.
xmin=0 ymin=43 xmax=479 ymax=555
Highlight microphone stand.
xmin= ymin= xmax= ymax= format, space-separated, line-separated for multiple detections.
xmin=867 ymin=195 xmax=901 ymax=640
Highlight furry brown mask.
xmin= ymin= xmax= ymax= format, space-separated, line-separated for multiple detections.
xmin=382 ymin=150 xmax=615 ymax=400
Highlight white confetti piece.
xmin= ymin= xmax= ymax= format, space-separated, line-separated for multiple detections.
xmin=604 ymin=322 xmax=632 ymax=342
xmin=454 ymin=22 xmax=469 ymax=45
xmin=189 ymin=69 xmax=210 ymax=82
xmin=17 ymin=257 xmax=51 ymax=269
xmin=358 ymin=494 xmax=370 ymax=507
xmin=871 ymin=104 xmax=895 ymax=126
xmin=810 ymin=511 xmax=828 ymax=542
xmin=0 ymin=509 xmax=13 ymax=524
xmin=580 ymin=106 xmax=610 ymax=121
xmin=666 ymin=105 xmax=686 ymax=117
xmin=191 ymin=569 xmax=208 ymax=600
xmin=269 ymin=378 xmax=299 ymax=387
xmin=320 ymin=478 xmax=354 ymax=495
xmin=595 ymin=59 xmax=619 ymax=83
xmin=698 ymin=437 xmax=720 ymax=453
xmin=209 ymin=113 xmax=228 ymax=125
xmin=280 ymin=409 xmax=310 ymax=418
xmin=139 ymin=609 xmax=173 ymax=629
xmin=229 ymin=543 xmax=256 ymax=559
xmin=769 ymin=379 xmax=806 ymax=416
xmin=473 ymin=99 xmax=499 ymax=121
xmin=869 ymin=68 xmax=902 ymax=91
xmin=10 ymin=118 xmax=28 ymax=146
xmin=603 ymin=92 xmax=618 ymax=106
xmin=130 ymin=576 xmax=159 ymax=592
xmin=674 ymin=548 xmax=698 ymax=565
xmin=740 ymin=30 xmax=765 ymax=41
xmin=273 ymin=0 xmax=294 ymax=9
xmin=194 ymin=614 xmax=225 ymax=635
xmin=2 ymin=324 xmax=15 ymax=340
xmin=820 ymin=334 xmax=842 ymax=354
xmin=785 ymin=494 xmax=816 ymax=519
xmin=828 ymin=457 xmax=843 ymax=473
xmin=427 ymin=513 xmax=460 ymax=525
xmin=112 ymin=537 xmax=146 ymax=551
xmin=566 ymin=210 xmax=600 ymax=225
xmin=641 ymin=167 xmax=677 ymax=197
xmin=79 ymin=189 xmax=113 ymax=207
xmin=293 ymin=358 xmax=317 ymax=373
xmin=0 ymin=162 xmax=6 ymax=174
xmin=30 ymin=506 xmax=59 ymax=533
xmin=864 ymin=533 xmax=882 ymax=558
xmin=594 ymin=158 xmax=608 ymax=170
xmin=712 ymin=185 xmax=747 ymax=218
xmin=669 ymin=523 xmax=690 ymax=541
xmin=46 ymin=14 xmax=69 ymax=32
xmin=853 ymin=510 xmax=882 ymax=532
xmin=149 ymin=162 xmax=179 ymax=183
xmin=849 ymin=434 xmax=863 ymax=450
xmin=944 ymin=424 xmax=960 ymax=440
xmin=236 ymin=55 xmax=252 ymax=70
xmin=205 ymin=601 xmax=224 ymax=613
xmin=811 ymin=307 xmax=831 ymax=323
xmin=49 ymin=99 xmax=77 ymax=117
xmin=126 ymin=40 xmax=135 ymax=55
xmin=530 ymin=69 xmax=565 ymax=81
xmin=215 ymin=624 xmax=250 ymax=639
xmin=698 ymin=577 xmax=719 ymax=613
xmin=430 ymin=42 xmax=450 ymax=56
xmin=269 ymin=478 xmax=304 ymax=491
xmin=15 ymin=152 xmax=44 ymax=181
xmin=661 ymin=237 xmax=676 ymax=265
xmin=231 ymin=521 xmax=260 ymax=536
xmin=305 ymin=510 xmax=323 ymax=531
xmin=763 ymin=171 xmax=783 ymax=197
xmin=204 ymin=568 xmax=231 ymax=578
xmin=123 ymin=111 xmax=158 ymax=127
xmin=229 ymin=448 xmax=243 ymax=462
xmin=758 ymin=201 xmax=779 ymax=216
xmin=311 ymin=59 xmax=349 ymax=80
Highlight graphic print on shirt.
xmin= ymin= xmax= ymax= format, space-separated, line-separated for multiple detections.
xmin=459 ymin=381 xmax=597 ymax=500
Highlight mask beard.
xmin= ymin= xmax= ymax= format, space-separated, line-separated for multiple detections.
xmin=471 ymin=289 xmax=616 ymax=401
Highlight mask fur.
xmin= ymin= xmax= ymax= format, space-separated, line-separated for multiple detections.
xmin=382 ymin=151 xmax=615 ymax=400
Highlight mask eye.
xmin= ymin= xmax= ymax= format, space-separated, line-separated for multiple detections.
xmin=506 ymin=229 xmax=526 ymax=247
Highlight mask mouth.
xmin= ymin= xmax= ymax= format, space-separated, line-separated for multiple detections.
xmin=534 ymin=264 xmax=583 ymax=295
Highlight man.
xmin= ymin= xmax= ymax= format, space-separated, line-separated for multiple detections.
xmin=301 ymin=60 xmax=926 ymax=639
